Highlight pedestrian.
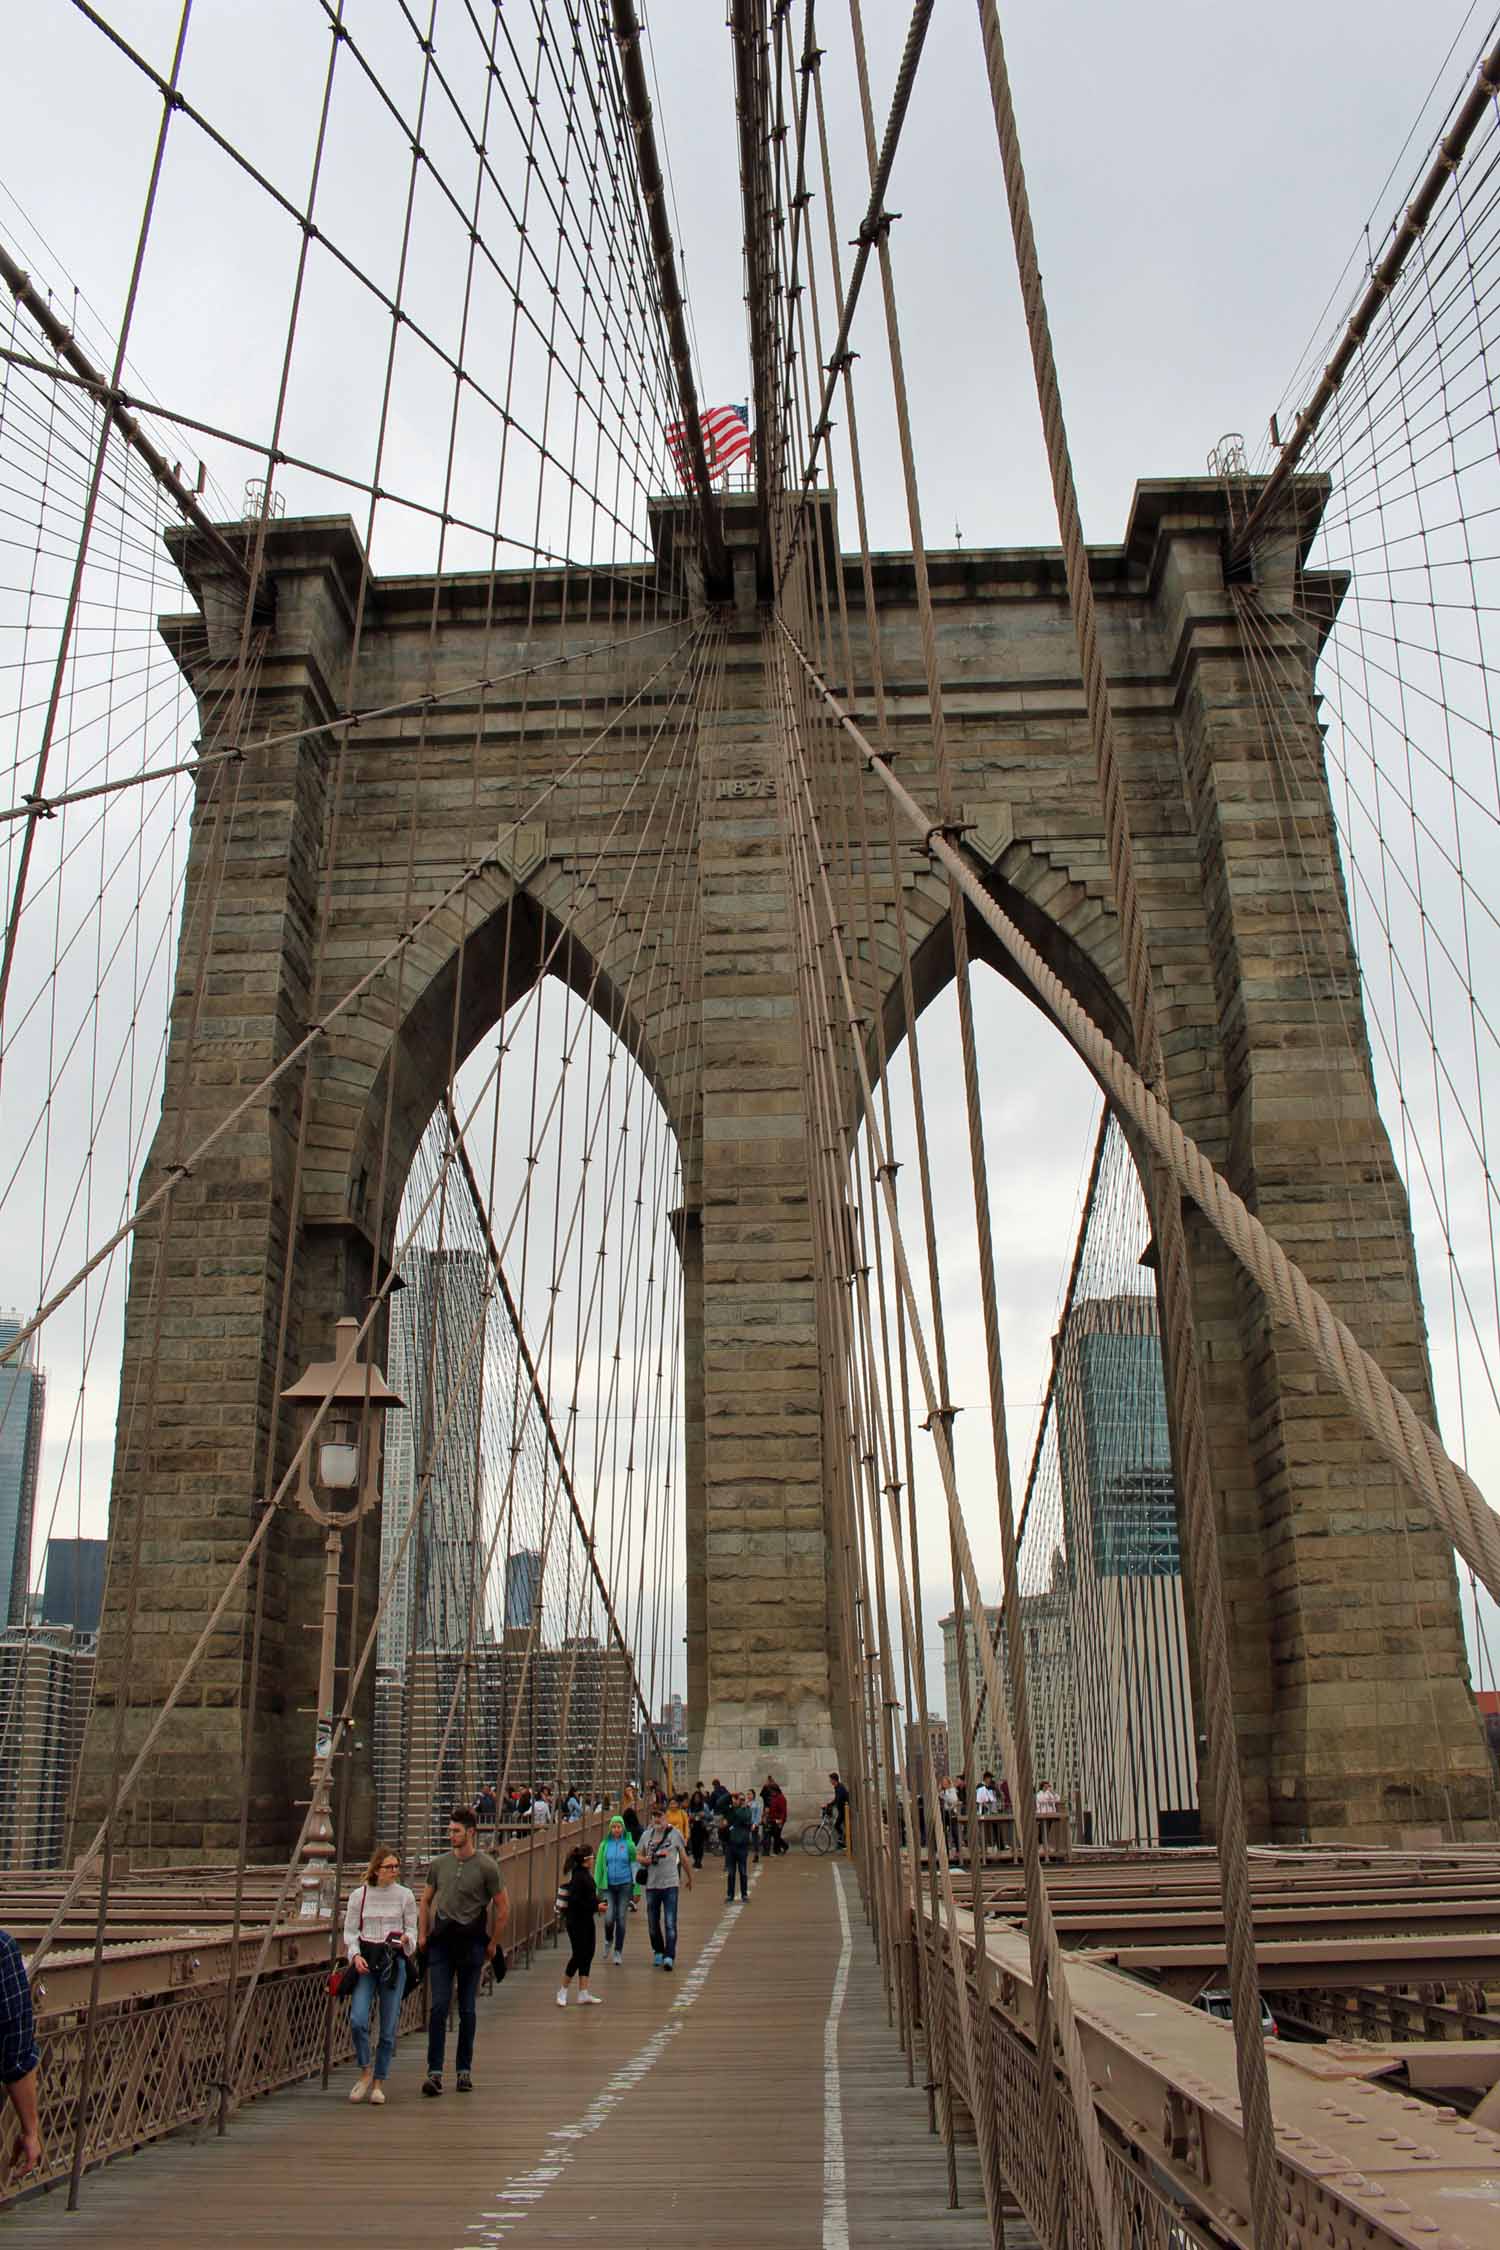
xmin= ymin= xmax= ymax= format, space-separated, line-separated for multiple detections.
xmin=621 ymin=1783 xmax=643 ymax=1844
xmin=825 ymin=1771 xmax=850 ymax=1850
xmin=0 ymin=1926 xmax=41 ymax=2185
xmin=564 ymin=1785 xmax=582 ymax=1822
xmin=664 ymin=1793 xmax=689 ymax=1842
xmin=343 ymin=1844 xmax=418 ymax=2106
xmin=418 ymin=1806 xmax=508 ymax=2098
xmin=940 ymin=1774 xmax=960 ymax=1856
xmin=749 ymin=1787 xmax=763 ymax=1863
xmin=763 ymin=1776 xmax=789 ymax=1855
xmin=636 ymin=1801 xmax=693 ymax=1970
xmin=592 ymin=1813 xmax=639 ymax=1966
xmin=531 ymin=1785 xmax=553 ymax=1827
xmin=556 ymin=1844 xmax=604 ymax=2007
xmin=721 ymin=1789 xmax=753 ymax=1902
xmin=708 ymin=1775 xmax=731 ymax=1818
xmin=475 ymin=1782 xmax=497 ymax=1828
xmin=687 ymin=1785 xmax=709 ymax=1868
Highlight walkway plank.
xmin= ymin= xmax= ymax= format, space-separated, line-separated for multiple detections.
xmin=4 ymin=1857 xmax=1023 ymax=2247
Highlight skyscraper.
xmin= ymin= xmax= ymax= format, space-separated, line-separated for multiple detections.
xmin=1054 ymin=1290 xmax=1198 ymax=1846
xmin=378 ymin=1247 xmax=489 ymax=1666
xmin=40 ymin=1537 xmax=108 ymax=1633
xmin=0 ymin=1320 xmax=45 ymax=1626
xmin=504 ymin=1548 xmax=542 ymax=1634
xmin=0 ymin=1624 xmax=94 ymax=1868
xmin=941 ymin=1583 xmax=1078 ymax=1808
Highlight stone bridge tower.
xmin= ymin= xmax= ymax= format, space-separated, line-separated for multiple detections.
xmin=77 ymin=480 xmax=1491 ymax=1858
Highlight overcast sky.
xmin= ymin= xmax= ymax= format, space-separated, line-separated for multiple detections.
xmin=4 ymin=0 xmax=1498 ymax=1715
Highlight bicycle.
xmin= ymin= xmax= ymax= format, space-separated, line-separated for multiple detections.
xmin=799 ymin=1813 xmax=838 ymax=1855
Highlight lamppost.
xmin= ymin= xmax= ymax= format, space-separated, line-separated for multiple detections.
xmin=281 ymin=1316 xmax=403 ymax=1920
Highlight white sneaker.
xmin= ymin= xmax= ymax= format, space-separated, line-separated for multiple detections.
xmin=556 ymin=1988 xmax=568 ymax=2007
xmin=579 ymin=1992 xmax=604 ymax=2006
xmin=613 ymin=1950 xmax=623 ymax=1964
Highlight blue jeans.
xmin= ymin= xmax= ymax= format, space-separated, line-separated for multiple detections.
xmin=350 ymin=1956 xmax=406 ymax=2080
xmin=426 ymin=1938 xmax=483 ymax=2074
xmin=604 ymin=1882 xmax=633 ymax=1954
xmin=725 ymin=1839 xmax=749 ymax=1899
xmin=645 ymin=1886 xmax=679 ymax=1960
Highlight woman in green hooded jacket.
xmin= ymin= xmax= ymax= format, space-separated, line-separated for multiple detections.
xmin=592 ymin=1815 xmax=640 ymax=1965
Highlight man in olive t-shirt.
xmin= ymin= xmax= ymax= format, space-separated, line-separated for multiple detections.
xmin=419 ymin=1806 xmax=508 ymax=2095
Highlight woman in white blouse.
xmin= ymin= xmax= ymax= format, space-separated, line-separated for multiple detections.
xmin=343 ymin=1844 xmax=419 ymax=2104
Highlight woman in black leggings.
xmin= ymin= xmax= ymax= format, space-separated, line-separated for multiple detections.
xmin=556 ymin=1845 xmax=602 ymax=2007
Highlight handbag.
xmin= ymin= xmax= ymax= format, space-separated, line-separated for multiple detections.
xmin=328 ymin=1884 xmax=368 ymax=2000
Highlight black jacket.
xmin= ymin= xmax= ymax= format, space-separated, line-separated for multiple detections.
xmin=721 ymin=1801 xmax=754 ymax=1847
xmin=562 ymin=1863 xmax=597 ymax=1924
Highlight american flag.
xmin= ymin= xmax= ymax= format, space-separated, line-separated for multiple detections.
xmin=666 ymin=402 xmax=751 ymax=488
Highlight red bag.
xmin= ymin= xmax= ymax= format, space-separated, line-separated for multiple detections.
xmin=328 ymin=1885 xmax=367 ymax=1998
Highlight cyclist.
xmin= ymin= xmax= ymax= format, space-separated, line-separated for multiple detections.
xmin=824 ymin=1772 xmax=850 ymax=1851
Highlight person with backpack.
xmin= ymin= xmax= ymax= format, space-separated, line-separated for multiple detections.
xmin=636 ymin=1803 xmax=693 ymax=1970
xmin=343 ymin=1844 xmax=418 ymax=2105
xmin=592 ymin=1813 xmax=640 ymax=1964
xmin=556 ymin=1844 xmax=604 ymax=2007
xmin=720 ymin=1790 xmax=753 ymax=1902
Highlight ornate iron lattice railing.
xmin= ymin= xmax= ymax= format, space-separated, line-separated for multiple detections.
xmin=2 ymin=1817 xmax=602 ymax=2204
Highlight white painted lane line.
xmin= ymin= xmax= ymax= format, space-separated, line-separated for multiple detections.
xmin=461 ymin=1868 xmax=758 ymax=2245
xmin=823 ymin=1863 xmax=853 ymax=2250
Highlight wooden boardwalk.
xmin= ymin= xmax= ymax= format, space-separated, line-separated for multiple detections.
xmin=4 ymin=1855 xmax=1026 ymax=2247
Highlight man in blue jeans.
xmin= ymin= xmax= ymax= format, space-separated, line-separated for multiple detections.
xmin=419 ymin=1807 xmax=507 ymax=2096
xmin=635 ymin=1806 xmax=693 ymax=1969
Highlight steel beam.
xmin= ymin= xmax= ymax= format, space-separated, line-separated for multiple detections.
xmin=730 ymin=0 xmax=779 ymax=587
xmin=935 ymin=1903 xmax=1500 ymax=2250
xmin=0 ymin=243 xmax=253 ymax=592
xmin=609 ymin=0 xmax=729 ymax=591
xmin=1234 ymin=34 xmax=1500 ymax=557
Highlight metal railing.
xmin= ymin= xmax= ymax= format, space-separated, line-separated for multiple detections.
xmin=2 ymin=1815 xmax=604 ymax=2206
xmin=913 ymin=1894 xmax=1500 ymax=2250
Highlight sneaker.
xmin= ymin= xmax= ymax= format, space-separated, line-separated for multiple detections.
xmin=368 ymin=2085 xmax=385 ymax=2106
xmin=651 ymin=1951 xmax=663 ymax=1967
xmin=457 ymin=2072 xmax=473 ymax=2093
xmin=663 ymin=1956 xmax=674 ymax=1971
xmin=349 ymin=2073 xmax=372 ymax=2104
xmin=556 ymin=1987 xmax=569 ymax=2008
xmin=579 ymin=1993 xmax=604 ymax=2006
xmin=613 ymin=1950 xmax=623 ymax=1965
xmin=421 ymin=2073 xmax=443 ymax=2098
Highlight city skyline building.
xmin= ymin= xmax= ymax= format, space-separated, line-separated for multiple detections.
xmin=0 ymin=1320 xmax=45 ymax=1626
xmin=905 ymin=1712 xmax=950 ymax=1790
xmin=504 ymin=1548 xmax=543 ymax=1634
xmin=0 ymin=1623 xmax=95 ymax=1868
xmin=40 ymin=1536 xmax=108 ymax=1634
xmin=385 ymin=1633 xmax=636 ymax=1854
xmin=941 ymin=1581 xmax=1078 ymax=1810
xmin=1053 ymin=1290 xmax=1199 ymax=1846
xmin=378 ymin=1246 xmax=489 ymax=1667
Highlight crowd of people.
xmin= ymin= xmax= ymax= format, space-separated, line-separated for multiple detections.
xmin=934 ymin=1769 xmax=1065 ymax=1859
xmin=332 ymin=1770 xmax=853 ymax=2104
